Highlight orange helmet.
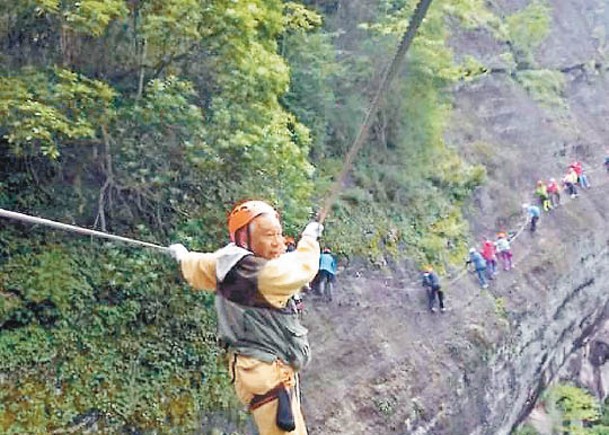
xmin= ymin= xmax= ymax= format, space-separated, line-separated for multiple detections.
xmin=424 ymin=264 xmax=433 ymax=272
xmin=228 ymin=200 xmax=278 ymax=242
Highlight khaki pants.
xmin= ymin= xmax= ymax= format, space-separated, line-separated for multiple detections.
xmin=231 ymin=355 xmax=307 ymax=435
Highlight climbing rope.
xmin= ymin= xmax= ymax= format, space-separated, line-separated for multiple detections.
xmin=317 ymin=0 xmax=434 ymax=224
xmin=331 ymin=160 xmax=608 ymax=313
xmin=0 ymin=208 xmax=169 ymax=252
xmin=444 ymin=162 xmax=608 ymax=310
xmin=0 ymin=1 xmax=437 ymax=253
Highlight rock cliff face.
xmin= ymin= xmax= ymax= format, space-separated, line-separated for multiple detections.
xmin=561 ymin=320 xmax=609 ymax=404
xmin=302 ymin=1 xmax=609 ymax=434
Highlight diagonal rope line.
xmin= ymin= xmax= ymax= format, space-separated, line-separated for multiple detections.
xmin=0 ymin=208 xmax=169 ymax=252
xmin=0 ymin=0 xmax=436 ymax=252
xmin=318 ymin=0 xmax=435 ymax=224
xmin=333 ymin=161 xmax=608 ymax=312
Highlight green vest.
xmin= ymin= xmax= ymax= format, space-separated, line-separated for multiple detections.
xmin=214 ymin=244 xmax=311 ymax=370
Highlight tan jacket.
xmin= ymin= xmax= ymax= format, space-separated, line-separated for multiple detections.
xmin=180 ymin=236 xmax=320 ymax=308
xmin=564 ymin=171 xmax=578 ymax=184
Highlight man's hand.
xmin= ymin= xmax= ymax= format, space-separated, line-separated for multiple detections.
xmin=168 ymin=243 xmax=188 ymax=263
xmin=302 ymin=222 xmax=324 ymax=240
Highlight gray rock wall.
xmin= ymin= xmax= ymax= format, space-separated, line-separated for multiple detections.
xmin=303 ymin=1 xmax=609 ymax=433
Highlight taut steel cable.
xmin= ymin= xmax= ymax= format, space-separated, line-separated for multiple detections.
xmin=0 ymin=208 xmax=168 ymax=252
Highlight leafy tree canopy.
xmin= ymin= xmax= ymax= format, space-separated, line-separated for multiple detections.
xmin=0 ymin=0 xmax=553 ymax=431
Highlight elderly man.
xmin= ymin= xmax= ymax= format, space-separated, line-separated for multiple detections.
xmin=169 ymin=200 xmax=322 ymax=435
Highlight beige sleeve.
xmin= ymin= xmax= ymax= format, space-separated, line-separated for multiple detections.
xmin=179 ymin=252 xmax=217 ymax=291
xmin=258 ymin=236 xmax=320 ymax=307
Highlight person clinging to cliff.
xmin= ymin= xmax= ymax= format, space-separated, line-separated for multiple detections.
xmin=168 ymin=200 xmax=323 ymax=435
xmin=421 ymin=265 xmax=445 ymax=313
xmin=523 ymin=203 xmax=541 ymax=233
xmin=535 ymin=180 xmax=552 ymax=212
xmin=285 ymin=236 xmax=296 ymax=252
xmin=495 ymin=232 xmax=513 ymax=271
xmin=570 ymin=160 xmax=590 ymax=189
xmin=546 ymin=178 xmax=561 ymax=208
xmin=563 ymin=167 xmax=579 ymax=198
xmin=466 ymin=247 xmax=488 ymax=289
xmin=318 ymin=247 xmax=337 ymax=303
xmin=481 ymin=238 xmax=498 ymax=279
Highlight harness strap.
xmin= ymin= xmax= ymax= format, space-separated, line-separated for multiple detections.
xmin=249 ymin=383 xmax=287 ymax=412
xmin=230 ymin=353 xmax=238 ymax=384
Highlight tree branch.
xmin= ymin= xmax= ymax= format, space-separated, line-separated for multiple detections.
xmin=95 ymin=126 xmax=115 ymax=231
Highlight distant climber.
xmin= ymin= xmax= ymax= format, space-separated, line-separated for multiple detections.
xmin=287 ymin=235 xmax=305 ymax=316
xmin=168 ymin=200 xmax=322 ymax=435
xmin=481 ymin=238 xmax=498 ymax=278
xmin=604 ymin=154 xmax=609 ymax=173
xmin=570 ymin=161 xmax=590 ymax=189
xmin=523 ymin=203 xmax=541 ymax=233
xmin=421 ymin=265 xmax=445 ymax=313
xmin=563 ymin=168 xmax=579 ymax=198
xmin=546 ymin=178 xmax=561 ymax=208
xmin=535 ymin=180 xmax=552 ymax=212
xmin=495 ymin=232 xmax=513 ymax=271
xmin=285 ymin=236 xmax=296 ymax=252
xmin=292 ymin=292 xmax=304 ymax=319
xmin=318 ymin=247 xmax=337 ymax=303
xmin=466 ymin=247 xmax=488 ymax=289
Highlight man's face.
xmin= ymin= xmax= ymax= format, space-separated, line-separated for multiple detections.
xmin=249 ymin=213 xmax=284 ymax=260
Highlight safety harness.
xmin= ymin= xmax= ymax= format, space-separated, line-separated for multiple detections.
xmin=249 ymin=383 xmax=288 ymax=412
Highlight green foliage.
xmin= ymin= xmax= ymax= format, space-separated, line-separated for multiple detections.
xmin=0 ymin=68 xmax=115 ymax=158
xmin=0 ymin=242 xmax=236 ymax=433
xmin=140 ymin=0 xmax=204 ymax=60
xmin=0 ymin=0 xmax=558 ymax=431
xmin=177 ymin=0 xmax=316 ymax=234
xmin=545 ymin=384 xmax=601 ymax=435
xmin=0 ymin=1 xmax=319 ymax=431
xmin=494 ymin=296 xmax=508 ymax=319
xmin=35 ymin=0 xmax=127 ymax=36
xmin=131 ymin=76 xmax=204 ymax=141
xmin=1 ymin=246 xmax=84 ymax=317
xmin=513 ymin=423 xmax=539 ymax=435
xmin=456 ymin=55 xmax=490 ymax=82
xmin=514 ymin=69 xmax=567 ymax=110
xmin=283 ymin=0 xmax=490 ymax=268
xmin=518 ymin=383 xmax=609 ymax=434
xmin=596 ymin=397 xmax=609 ymax=426
xmin=373 ymin=396 xmax=397 ymax=417
xmin=442 ymin=0 xmax=504 ymax=33
xmin=283 ymin=2 xmax=323 ymax=31
xmin=281 ymin=28 xmax=342 ymax=156
xmin=505 ymin=1 xmax=552 ymax=66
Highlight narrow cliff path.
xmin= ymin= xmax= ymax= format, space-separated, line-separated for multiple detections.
xmin=301 ymin=166 xmax=609 ymax=434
